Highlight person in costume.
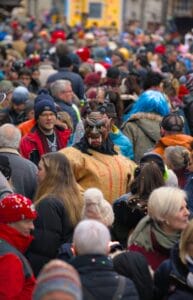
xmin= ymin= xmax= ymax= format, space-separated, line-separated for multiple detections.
xmin=60 ymin=109 xmax=135 ymax=203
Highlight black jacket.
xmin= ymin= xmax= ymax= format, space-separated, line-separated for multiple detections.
xmin=184 ymin=93 xmax=193 ymax=135
xmin=154 ymin=243 xmax=193 ymax=299
xmin=26 ymin=196 xmax=74 ymax=276
xmin=71 ymin=254 xmax=139 ymax=300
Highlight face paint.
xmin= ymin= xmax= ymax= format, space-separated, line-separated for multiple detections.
xmin=85 ymin=112 xmax=111 ymax=148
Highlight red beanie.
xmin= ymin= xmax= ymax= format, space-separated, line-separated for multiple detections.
xmin=0 ymin=194 xmax=37 ymax=223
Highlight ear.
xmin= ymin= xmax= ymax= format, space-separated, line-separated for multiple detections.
xmin=71 ymin=243 xmax=77 ymax=256
xmin=107 ymin=242 xmax=111 ymax=254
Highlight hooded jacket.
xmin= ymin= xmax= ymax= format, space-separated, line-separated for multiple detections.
xmin=153 ymin=134 xmax=193 ymax=157
xmin=122 ymin=113 xmax=162 ymax=162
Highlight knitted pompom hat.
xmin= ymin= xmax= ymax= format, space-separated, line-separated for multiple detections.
xmin=33 ymin=259 xmax=82 ymax=300
xmin=0 ymin=193 xmax=37 ymax=223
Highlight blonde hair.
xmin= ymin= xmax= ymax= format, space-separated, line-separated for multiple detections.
xmin=179 ymin=219 xmax=193 ymax=265
xmin=148 ymin=186 xmax=187 ymax=222
xmin=34 ymin=152 xmax=83 ymax=226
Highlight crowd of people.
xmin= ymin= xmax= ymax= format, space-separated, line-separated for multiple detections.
xmin=1 ymin=12 xmax=193 ymax=299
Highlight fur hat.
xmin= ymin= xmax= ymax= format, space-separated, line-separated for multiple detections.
xmin=82 ymin=188 xmax=114 ymax=227
xmin=0 ymin=193 xmax=37 ymax=223
xmin=33 ymin=259 xmax=82 ymax=300
xmin=12 ymin=86 xmax=29 ymax=104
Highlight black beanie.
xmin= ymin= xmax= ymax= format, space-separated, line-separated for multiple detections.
xmin=34 ymin=99 xmax=57 ymax=120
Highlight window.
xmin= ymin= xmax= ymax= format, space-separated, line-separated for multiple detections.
xmin=89 ymin=2 xmax=102 ymax=19
xmin=173 ymin=0 xmax=193 ymax=17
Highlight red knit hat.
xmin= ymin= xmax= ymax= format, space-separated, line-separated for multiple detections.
xmin=0 ymin=194 xmax=37 ymax=223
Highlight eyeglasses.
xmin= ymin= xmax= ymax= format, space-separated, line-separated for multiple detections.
xmin=62 ymin=90 xmax=73 ymax=94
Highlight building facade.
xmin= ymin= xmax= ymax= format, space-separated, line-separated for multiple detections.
xmin=9 ymin=0 xmax=193 ymax=33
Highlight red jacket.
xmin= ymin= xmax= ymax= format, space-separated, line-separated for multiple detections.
xmin=20 ymin=125 xmax=71 ymax=165
xmin=0 ymin=224 xmax=36 ymax=300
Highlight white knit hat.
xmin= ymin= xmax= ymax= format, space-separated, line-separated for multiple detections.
xmin=82 ymin=188 xmax=114 ymax=227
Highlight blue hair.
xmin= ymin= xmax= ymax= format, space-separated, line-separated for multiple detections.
xmin=123 ymin=90 xmax=170 ymax=121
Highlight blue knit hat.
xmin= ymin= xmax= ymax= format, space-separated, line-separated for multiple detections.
xmin=33 ymin=259 xmax=82 ymax=300
xmin=12 ymin=86 xmax=29 ymax=104
xmin=34 ymin=99 xmax=57 ymax=120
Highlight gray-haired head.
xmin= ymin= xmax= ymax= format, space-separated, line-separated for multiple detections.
xmin=73 ymin=219 xmax=111 ymax=255
xmin=0 ymin=124 xmax=21 ymax=149
xmin=50 ymin=79 xmax=72 ymax=98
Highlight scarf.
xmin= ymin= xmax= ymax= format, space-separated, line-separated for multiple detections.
xmin=128 ymin=215 xmax=180 ymax=251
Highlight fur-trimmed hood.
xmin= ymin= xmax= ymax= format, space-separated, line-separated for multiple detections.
xmin=128 ymin=112 xmax=163 ymax=122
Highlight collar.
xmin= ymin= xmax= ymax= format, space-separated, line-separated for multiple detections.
xmin=0 ymin=148 xmax=20 ymax=156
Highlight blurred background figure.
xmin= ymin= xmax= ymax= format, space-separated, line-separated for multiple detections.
xmin=33 ymin=259 xmax=82 ymax=300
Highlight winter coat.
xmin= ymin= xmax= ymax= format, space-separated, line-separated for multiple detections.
xmin=184 ymin=172 xmax=193 ymax=214
xmin=154 ymin=243 xmax=193 ymax=300
xmin=122 ymin=113 xmax=162 ymax=162
xmin=71 ymin=254 xmax=139 ymax=300
xmin=0 ymin=107 xmax=26 ymax=126
xmin=110 ymin=125 xmax=134 ymax=160
xmin=112 ymin=193 xmax=147 ymax=248
xmin=0 ymin=223 xmax=35 ymax=300
xmin=18 ymin=118 xmax=36 ymax=136
xmin=20 ymin=125 xmax=71 ymax=165
xmin=183 ymin=92 xmax=193 ymax=135
xmin=153 ymin=134 xmax=193 ymax=157
xmin=128 ymin=216 xmax=180 ymax=271
xmin=113 ymin=251 xmax=154 ymax=300
xmin=0 ymin=171 xmax=13 ymax=200
xmin=0 ymin=149 xmax=37 ymax=199
xmin=26 ymin=197 xmax=74 ymax=276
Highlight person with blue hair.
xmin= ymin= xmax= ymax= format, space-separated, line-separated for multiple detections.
xmin=121 ymin=71 xmax=170 ymax=162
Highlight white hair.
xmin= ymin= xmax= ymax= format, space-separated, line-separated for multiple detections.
xmin=73 ymin=219 xmax=111 ymax=255
xmin=50 ymin=79 xmax=72 ymax=97
xmin=148 ymin=186 xmax=187 ymax=222
xmin=0 ymin=123 xmax=21 ymax=149
xmin=82 ymin=188 xmax=114 ymax=227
